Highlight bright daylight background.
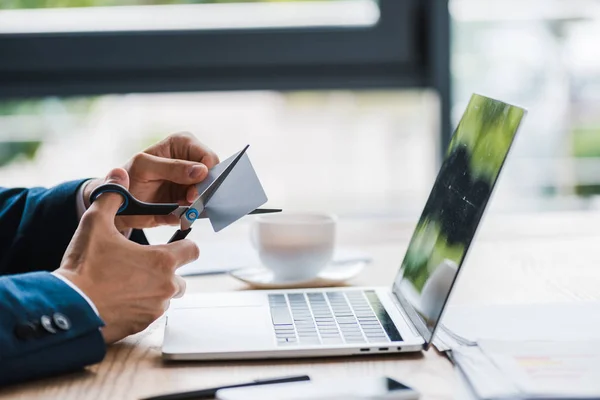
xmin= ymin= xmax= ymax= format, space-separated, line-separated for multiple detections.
xmin=2 ymin=0 xmax=600 ymax=219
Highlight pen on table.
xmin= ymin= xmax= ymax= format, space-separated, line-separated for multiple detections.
xmin=176 ymin=269 xmax=232 ymax=278
xmin=140 ymin=374 xmax=310 ymax=400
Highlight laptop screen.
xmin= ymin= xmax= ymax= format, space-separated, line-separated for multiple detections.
xmin=392 ymin=94 xmax=526 ymax=348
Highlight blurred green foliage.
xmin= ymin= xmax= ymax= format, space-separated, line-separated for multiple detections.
xmin=0 ymin=141 xmax=41 ymax=165
xmin=572 ymin=127 xmax=600 ymax=158
xmin=0 ymin=101 xmax=41 ymax=116
xmin=401 ymin=95 xmax=524 ymax=297
xmin=448 ymin=95 xmax=525 ymax=184
xmin=402 ymin=219 xmax=439 ymax=291
xmin=402 ymin=218 xmax=466 ymax=292
xmin=0 ymin=97 xmax=95 ymax=115
xmin=1 ymin=0 xmax=337 ymax=8
xmin=0 ymin=97 xmax=95 ymax=167
xmin=571 ymin=127 xmax=600 ymax=196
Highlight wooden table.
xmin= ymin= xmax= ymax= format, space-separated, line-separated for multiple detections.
xmin=3 ymin=211 xmax=600 ymax=400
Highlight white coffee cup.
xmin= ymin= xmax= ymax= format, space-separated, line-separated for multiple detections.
xmin=251 ymin=213 xmax=336 ymax=281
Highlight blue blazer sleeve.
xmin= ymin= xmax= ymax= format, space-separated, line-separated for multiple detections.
xmin=0 ymin=180 xmax=148 ymax=276
xmin=0 ymin=181 xmax=148 ymax=384
xmin=0 ymin=180 xmax=88 ymax=275
xmin=0 ymin=272 xmax=105 ymax=385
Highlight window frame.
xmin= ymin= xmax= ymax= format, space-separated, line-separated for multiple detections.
xmin=0 ymin=0 xmax=451 ymax=152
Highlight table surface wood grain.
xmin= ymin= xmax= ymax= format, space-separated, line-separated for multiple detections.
xmin=3 ymin=210 xmax=600 ymax=400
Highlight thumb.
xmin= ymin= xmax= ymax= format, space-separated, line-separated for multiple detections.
xmin=89 ymin=168 xmax=131 ymax=218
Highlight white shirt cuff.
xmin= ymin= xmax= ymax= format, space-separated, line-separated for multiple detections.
xmin=75 ymin=179 xmax=91 ymax=220
xmin=51 ymin=272 xmax=100 ymax=316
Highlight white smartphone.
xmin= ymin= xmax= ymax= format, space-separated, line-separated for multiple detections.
xmin=216 ymin=376 xmax=420 ymax=400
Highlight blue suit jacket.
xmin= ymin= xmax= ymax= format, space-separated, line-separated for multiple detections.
xmin=0 ymin=180 xmax=147 ymax=385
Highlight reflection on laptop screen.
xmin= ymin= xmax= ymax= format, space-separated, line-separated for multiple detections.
xmin=393 ymin=94 xmax=526 ymax=346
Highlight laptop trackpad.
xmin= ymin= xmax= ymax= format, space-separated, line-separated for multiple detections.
xmin=171 ymin=292 xmax=266 ymax=309
xmin=164 ymin=305 xmax=274 ymax=354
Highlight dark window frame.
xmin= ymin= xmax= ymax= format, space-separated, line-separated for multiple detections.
xmin=0 ymin=0 xmax=451 ymax=153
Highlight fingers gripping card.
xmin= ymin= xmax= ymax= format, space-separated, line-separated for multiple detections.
xmin=195 ymin=147 xmax=268 ymax=232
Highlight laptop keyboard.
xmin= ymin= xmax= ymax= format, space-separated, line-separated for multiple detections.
xmin=268 ymin=290 xmax=403 ymax=346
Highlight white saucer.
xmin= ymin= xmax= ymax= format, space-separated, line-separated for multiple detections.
xmin=229 ymin=260 xmax=368 ymax=289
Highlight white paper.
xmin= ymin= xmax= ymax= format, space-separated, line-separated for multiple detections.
xmin=195 ymin=149 xmax=268 ymax=232
xmin=434 ymin=302 xmax=600 ymax=352
xmin=454 ymin=365 xmax=480 ymax=400
xmin=480 ymin=340 xmax=600 ymax=398
xmin=452 ymin=345 xmax=519 ymax=400
xmin=454 ymin=339 xmax=600 ymax=400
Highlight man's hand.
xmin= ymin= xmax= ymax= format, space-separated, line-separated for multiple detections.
xmin=84 ymin=132 xmax=219 ymax=231
xmin=57 ymin=168 xmax=199 ymax=344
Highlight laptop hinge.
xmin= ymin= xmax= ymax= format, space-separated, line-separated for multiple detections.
xmin=388 ymin=289 xmax=421 ymax=338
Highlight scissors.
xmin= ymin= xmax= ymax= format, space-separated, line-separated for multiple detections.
xmin=89 ymin=145 xmax=281 ymax=243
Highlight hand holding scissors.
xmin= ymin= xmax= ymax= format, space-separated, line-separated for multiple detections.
xmin=89 ymin=146 xmax=281 ymax=243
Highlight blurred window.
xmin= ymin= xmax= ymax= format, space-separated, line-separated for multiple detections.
xmin=0 ymin=1 xmax=379 ymax=33
xmin=451 ymin=0 xmax=600 ymax=212
xmin=0 ymin=90 xmax=439 ymax=217
xmin=0 ymin=0 xmax=438 ymax=109
xmin=0 ymin=0 xmax=450 ymax=218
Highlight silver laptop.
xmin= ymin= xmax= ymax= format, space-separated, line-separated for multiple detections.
xmin=163 ymin=94 xmax=526 ymax=360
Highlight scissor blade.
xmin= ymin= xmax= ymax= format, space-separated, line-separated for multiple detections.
xmin=248 ymin=208 xmax=282 ymax=215
xmin=171 ymin=206 xmax=191 ymax=219
xmin=193 ymin=207 xmax=280 ymax=220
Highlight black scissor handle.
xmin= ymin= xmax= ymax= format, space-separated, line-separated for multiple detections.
xmin=89 ymin=183 xmax=180 ymax=216
xmin=167 ymin=228 xmax=192 ymax=243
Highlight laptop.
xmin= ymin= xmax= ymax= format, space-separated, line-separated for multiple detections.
xmin=163 ymin=94 xmax=526 ymax=360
